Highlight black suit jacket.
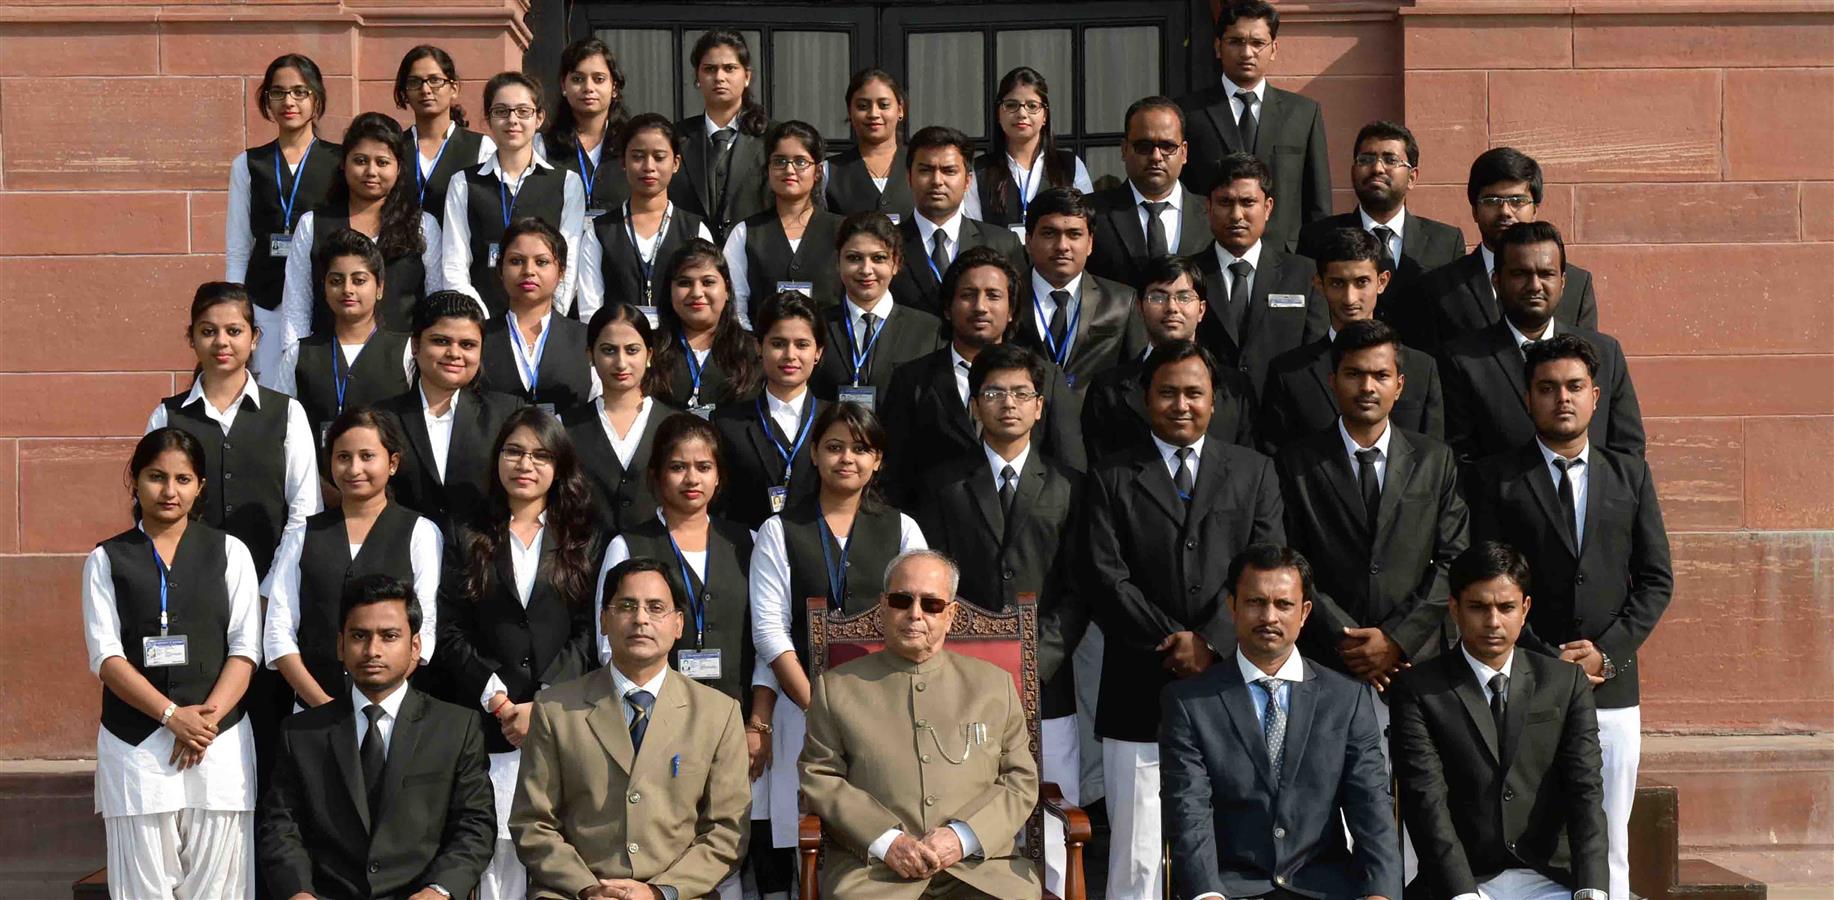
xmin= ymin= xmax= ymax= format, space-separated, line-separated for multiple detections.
xmin=1258 ymin=336 xmax=1445 ymax=457
xmin=881 ymin=347 xmax=1085 ymax=508
xmin=562 ymin=398 xmax=681 ymax=537
xmin=1467 ymin=441 xmax=1673 ymax=709
xmin=479 ymin=313 xmax=593 ymax=414
xmin=1161 ymin=656 xmax=1402 ymax=900
xmin=379 ymin=388 xmax=521 ymax=535
xmin=887 ymin=216 xmax=1027 ymax=318
xmin=1440 ymin=321 xmax=1645 ymax=465
xmin=1296 ymin=210 xmax=1467 ymax=339
xmin=810 ymin=301 xmax=946 ymax=402
xmin=1177 ymin=84 xmax=1331 ymax=252
xmin=1085 ymin=183 xmax=1212 ymax=289
xmin=1010 ymin=271 xmax=1150 ymax=399
xmin=1391 ymin=649 xmax=1610 ymax=898
xmin=1080 ymin=357 xmax=1256 ymax=465
xmin=1276 ymin=427 xmax=1470 ymax=670
xmin=258 ymin=690 xmax=496 ymax=900
xmin=1082 ymin=439 xmax=1284 ymax=742
xmin=1412 ymin=250 xmax=1598 ymax=357
xmin=918 ymin=452 xmax=1084 ymax=717
xmin=669 ymin=115 xmax=771 ymax=243
xmin=1194 ymin=242 xmax=1330 ymax=402
xmin=710 ymin=393 xmax=827 ymax=530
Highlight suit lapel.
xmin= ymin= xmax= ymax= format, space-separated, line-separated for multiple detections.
xmin=1520 ymin=443 xmax=1579 ymax=557
xmin=1122 ymin=367 xmax=1151 ymax=431
xmin=1450 ymin=653 xmax=1502 ymax=764
xmin=1220 ymin=672 xmax=1278 ymax=793
xmin=1253 ymin=89 xmax=1284 ymax=157
xmin=325 ymin=696 xmax=371 ymax=833
xmin=965 ymin=468 xmax=1005 ymax=544
xmin=1178 ymin=190 xmax=1211 ymax=255
xmin=585 ymin=673 xmax=637 ymax=774
xmin=1320 ymin=440 xmax=1368 ymax=539
xmin=1203 ymin=94 xmax=1245 ymax=154
xmin=1110 ymin=200 xmax=1147 ymax=259
xmin=1499 ymin=653 xmax=1536 ymax=773
xmin=1015 ymin=280 xmax=1045 ymax=346
xmin=1487 ymin=328 xmax=1530 ymax=402
xmin=1578 ymin=449 xmax=1612 ymax=560
xmin=1241 ymin=248 xmax=1278 ymax=345
xmin=1185 ymin=442 xmax=1230 ymax=531
xmin=1372 ymin=428 xmax=1416 ymax=546
xmin=635 ymin=672 xmax=691 ymax=771
xmin=1461 ymin=252 xmax=1499 ymax=325
xmin=681 ymin=122 xmax=713 ymax=215
xmin=374 ymin=689 xmax=426 ymax=826
xmin=1277 ymin=663 xmax=1320 ymax=793
xmin=1007 ymin=459 xmax=1047 ymax=544
xmin=929 ymin=356 xmax=977 ymax=445
xmin=399 ymin=397 xmax=440 ymax=490
xmin=1133 ymin=451 xmax=1186 ymax=526
xmin=1302 ymin=343 xmax=1335 ymax=421
xmin=903 ymin=224 xmax=941 ymax=294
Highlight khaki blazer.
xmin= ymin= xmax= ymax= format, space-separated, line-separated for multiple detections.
xmin=511 ymin=668 xmax=750 ymax=899
xmin=800 ymin=649 xmax=1041 ymax=899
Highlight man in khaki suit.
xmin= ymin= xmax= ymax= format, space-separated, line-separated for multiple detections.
xmin=511 ymin=558 xmax=750 ymax=900
xmin=800 ymin=549 xmax=1041 ymax=899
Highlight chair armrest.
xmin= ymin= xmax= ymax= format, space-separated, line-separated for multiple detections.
xmin=1039 ymin=782 xmax=1092 ymax=844
xmin=798 ymin=813 xmax=823 ymax=900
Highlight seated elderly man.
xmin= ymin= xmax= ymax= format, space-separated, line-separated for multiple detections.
xmin=799 ymin=549 xmax=1041 ymax=898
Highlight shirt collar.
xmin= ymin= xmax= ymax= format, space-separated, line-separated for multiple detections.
xmin=182 ymin=372 xmax=261 ymax=411
xmin=1151 ymin=432 xmax=1206 ymax=466
xmin=1215 ymin=239 xmax=1264 ymax=272
xmin=704 ymin=114 xmax=737 ymax=138
xmin=983 ymin=440 xmax=1032 ymax=485
xmin=1505 ymin=313 xmax=1556 ymax=347
xmin=480 ymin=149 xmax=553 ymax=179
xmin=915 ymin=207 xmax=965 ymax=246
xmin=418 ymin=384 xmax=459 ymax=421
xmin=1236 ymin=647 xmax=1304 ymax=685
xmin=1480 ymin=244 xmax=1497 ymax=276
xmin=350 ymin=680 xmax=410 ymax=720
xmin=609 ymin=662 xmax=668 ymax=703
xmin=1224 ymin=78 xmax=1267 ymax=103
xmin=1338 ymin=416 xmax=1393 ymax=461
xmin=1535 ymin=436 xmax=1590 ymax=470
xmin=846 ymin=293 xmax=896 ymax=325
xmin=1129 ymin=180 xmax=1181 ymax=209
xmin=1031 ymin=268 xmax=1084 ymax=300
xmin=766 ymin=386 xmax=808 ymax=420
xmin=1462 ymin=644 xmax=1515 ymax=686
xmin=1360 ymin=205 xmax=1407 ymax=234
xmin=508 ymin=307 xmax=554 ymax=336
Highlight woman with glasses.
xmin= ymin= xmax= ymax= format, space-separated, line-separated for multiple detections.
xmin=573 ymin=114 xmax=714 ymax=323
xmin=228 ymin=53 xmax=343 ymax=383
xmin=436 ymin=406 xmax=601 ymax=900
xmin=966 ymin=66 xmax=1094 ymax=234
xmin=440 ymin=71 xmax=587 ymax=320
xmin=747 ymin=401 xmax=926 ymax=858
xmin=823 ymin=68 xmax=912 ymax=218
xmin=723 ymin=120 xmax=844 ymax=326
xmin=393 ymin=44 xmax=495 ymax=225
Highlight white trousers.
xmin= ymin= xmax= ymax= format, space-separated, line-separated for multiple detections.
xmin=1040 ymin=713 xmax=1082 ymax=898
xmin=481 ymin=837 xmax=529 ymax=900
xmin=103 ymin=809 xmax=253 ymax=900
xmin=1072 ymin=625 xmax=1106 ymax=802
xmin=1476 ymin=867 xmax=1572 ymax=900
xmin=1597 ymin=705 xmax=1641 ymax=900
xmin=1103 ymin=738 xmax=1163 ymax=900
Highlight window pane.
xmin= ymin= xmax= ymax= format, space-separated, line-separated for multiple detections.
xmin=1083 ymin=145 xmax=1128 ymax=192
xmin=906 ymin=31 xmax=985 ymax=138
xmin=1084 ymin=26 xmax=1160 ymax=135
xmin=596 ymin=29 xmax=675 ymax=121
xmin=682 ymin=29 xmax=764 ymax=121
xmin=994 ymin=30 xmax=1073 ymax=138
xmin=772 ymin=31 xmax=851 ymax=142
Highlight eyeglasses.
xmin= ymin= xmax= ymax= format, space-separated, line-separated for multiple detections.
xmin=265 ymin=86 xmax=314 ymax=103
xmin=608 ymin=598 xmax=677 ymax=618
xmin=500 ymin=446 xmax=555 ymax=467
xmin=1129 ymin=140 xmax=1182 ymax=158
xmin=489 ymin=105 xmax=540 ymax=121
xmin=769 ymin=156 xmax=816 ymax=171
xmin=999 ymin=99 xmax=1047 ymax=115
xmin=1353 ymin=153 xmax=1414 ymax=170
xmin=885 ymin=591 xmax=953 ymax=614
xmin=1143 ymin=289 xmax=1201 ymax=307
xmin=1476 ymin=195 xmax=1535 ymax=210
xmin=976 ymin=387 xmax=1041 ymax=404
xmin=1222 ymin=37 xmax=1273 ymax=53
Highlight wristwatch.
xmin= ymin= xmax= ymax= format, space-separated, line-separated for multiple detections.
xmin=1598 ymin=651 xmax=1617 ymax=681
xmin=159 ymin=703 xmax=178 ymax=726
xmin=425 ymin=885 xmax=451 ymax=898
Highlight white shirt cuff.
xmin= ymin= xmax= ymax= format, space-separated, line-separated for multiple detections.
xmin=866 ymin=827 xmax=903 ymax=861
xmin=481 ymin=674 xmax=509 ymax=711
xmin=947 ymin=820 xmax=981 ymax=859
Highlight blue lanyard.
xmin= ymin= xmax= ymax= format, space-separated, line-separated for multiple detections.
xmin=329 ymin=326 xmax=377 ymax=414
xmin=509 ymin=313 xmax=549 ymax=396
xmin=575 ymin=140 xmax=600 ymax=199
xmin=150 ymin=539 xmax=171 ymax=636
xmin=665 ymin=533 xmax=708 ymax=649
xmin=844 ymin=309 xmax=885 ymax=386
xmin=1015 ymin=154 xmax=1039 ymax=223
xmin=274 ymin=141 xmax=315 ymax=230
xmin=815 ymin=509 xmax=851 ymax=608
xmin=1037 ymin=292 xmax=1082 ymax=367
xmin=625 ymin=202 xmax=674 ymax=301
xmin=497 ymin=170 xmax=524 ymax=231
xmin=412 ymin=126 xmax=451 ymax=208
xmin=678 ymin=331 xmax=706 ymax=404
xmin=756 ymin=394 xmax=816 ymax=481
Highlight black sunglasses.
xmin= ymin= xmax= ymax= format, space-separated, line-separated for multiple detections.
xmin=885 ymin=591 xmax=953 ymax=614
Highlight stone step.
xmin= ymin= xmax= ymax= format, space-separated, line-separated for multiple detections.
xmin=0 ymin=761 xmax=102 ymax=878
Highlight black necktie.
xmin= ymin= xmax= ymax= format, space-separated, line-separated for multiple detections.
xmin=1173 ymin=447 xmax=1196 ymax=500
xmin=1226 ymin=259 xmax=1254 ymax=334
xmin=360 ymin=704 xmax=386 ymax=819
xmin=709 ymin=128 xmax=736 ymax=215
xmin=1354 ymin=447 xmax=1382 ymax=526
xmin=1048 ymin=289 xmax=1072 ymax=347
xmin=1520 ymin=339 xmax=1536 ymax=360
xmin=930 ymin=229 xmax=951 ymax=276
xmin=1371 ymin=225 xmax=1397 ymax=273
xmin=1235 ymin=90 xmax=1259 ymax=150
xmin=1553 ymin=456 xmax=1580 ymax=545
xmin=856 ymin=311 xmax=879 ymax=384
xmin=1142 ymin=200 xmax=1171 ymax=257
xmin=999 ymin=464 xmax=1018 ymax=518
xmin=627 ymin=689 xmax=655 ymax=754
xmin=1488 ymin=673 xmax=1509 ymax=731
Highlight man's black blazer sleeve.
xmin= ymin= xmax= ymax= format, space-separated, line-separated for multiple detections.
xmin=1300 ymin=103 xmax=1333 ymax=232
xmin=1342 ymin=685 xmax=1404 ymax=900
xmin=1391 ymin=676 xmax=1482 ymax=898
xmin=256 ymin=723 xmax=318 ymax=900
xmin=417 ymin=709 xmax=498 ymax=894
xmin=1159 ymin=686 xmax=1222 ymax=898
xmin=1571 ymin=267 xmax=1599 ymax=332
xmin=1596 ymin=459 xmax=1673 ymax=666
xmin=1602 ymin=338 xmax=1647 ymax=458
xmin=1558 ymin=664 xmax=1611 ymax=893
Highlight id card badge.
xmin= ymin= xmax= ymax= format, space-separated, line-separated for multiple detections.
xmin=318 ymin=421 xmax=332 ymax=449
xmin=776 ymin=281 xmax=814 ymax=297
xmin=585 ymin=206 xmax=609 ymax=220
xmin=268 ymin=233 xmax=293 ymax=258
xmin=143 ymin=635 xmax=190 ymax=668
xmin=1268 ymin=292 xmax=1307 ymax=308
xmin=1009 ymin=224 xmax=1028 ymax=242
xmin=837 ymin=384 xmax=877 ymax=411
xmin=486 ymin=242 xmax=501 ymax=269
xmin=689 ymin=404 xmax=715 ymax=420
xmin=536 ymin=402 xmax=557 ymax=417
xmin=767 ymin=485 xmax=789 ymax=514
xmin=637 ymin=305 xmax=661 ymax=329
xmin=678 ymin=649 xmax=722 ymax=681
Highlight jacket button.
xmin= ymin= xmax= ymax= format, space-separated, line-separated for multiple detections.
xmin=620 ymin=498 xmax=633 ymax=506
xmin=922 ymin=754 xmax=932 ymax=763
xmin=222 ymin=442 xmax=233 ymax=451
xmin=1273 ymin=826 xmax=1286 ymax=839
xmin=628 ymin=792 xmax=641 ymax=804
xmin=628 ymin=842 xmax=640 ymax=855
xmin=619 ymin=474 xmax=630 ymax=484
xmin=1002 ymin=570 xmax=1014 ymax=581
xmin=1507 ymin=841 xmax=1517 ymax=853
xmin=1239 ymin=364 xmax=1250 ymax=373
xmin=1369 ymin=564 xmax=1381 ymax=575
xmin=1188 ymin=585 xmax=1199 ymax=595
xmin=1186 ymin=540 xmax=1197 ymax=550
xmin=368 ymin=862 xmax=380 ymax=874
xmin=924 ymin=796 xmax=937 ymax=807
xmin=1575 ymin=574 xmax=1587 ymax=585
xmin=1274 ymin=875 xmax=1285 ymax=885
xmin=521 ymin=657 xmax=531 ymax=667
xmin=915 ymin=683 xmax=927 ymax=692
xmin=1503 ymin=789 xmax=1515 ymax=801
xmin=222 ymin=471 xmax=233 ymax=481
xmin=916 ymin=719 xmax=928 ymax=728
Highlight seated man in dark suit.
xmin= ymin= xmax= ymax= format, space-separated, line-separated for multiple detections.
xmin=1391 ymin=542 xmax=1609 ymax=900
xmin=1411 ymin=148 xmax=1597 ymax=356
xmin=1082 ymin=253 xmax=1256 ymax=463
xmin=1162 ymin=543 xmax=1400 ymax=900
xmin=1086 ymin=96 xmax=1212 ymax=290
xmin=1261 ymin=228 xmax=1444 ymax=455
xmin=1083 ymin=339 xmax=1285 ymax=899
xmin=888 ymin=126 xmax=1027 ymax=318
xmin=1194 ymin=152 xmax=1329 ymax=404
xmin=1296 ymin=120 xmax=1466 ymax=340
xmin=1010 ymin=187 xmax=1150 ymax=398
xmin=1468 ymin=335 xmax=1674 ymax=900
xmin=1177 ymin=0 xmax=1330 ymax=252
xmin=1440 ymin=222 xmax=1644 ymax=465
xmin=259 ymin=574 xmax=495 ymax=900
xmin=882 ymin=246 xmax=1083 ymax=507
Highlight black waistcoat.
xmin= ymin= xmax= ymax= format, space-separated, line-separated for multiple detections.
xmin=479 ymin=313 xmax=594 ymax=412
xmin=462 ymin=164 xmax=567 ymax=318
xmin=161 ymin=386 xmax=291 ymax=577
xmin=99 ymin=524 xmax=245 ymax=745
xmin=743 ymin=208 xmax=844 ymax=313
xmin=415 ymin=126 xmax=486 ymax=226
xmin=777 ymin=499 xmax=903 ymax=667
xmin=589 ymin=203 xmax=708 ymax=310
xmin=620 ymin=517 xmax=756 ymax=710
xmin=244 ymin=139 xmax=343 ymax=310
xmin=293 ymin=503 xmax=420 ymax=700
xmin=562 ymin=398 xmax=674 ymax=536
xmin=292 ymin=331 xmax=411 ymax=444
xmin=824 ymin=147 xmax=912 ymax=217
xmin=547 ymin=130 xmax=632 ymax=216
xmin=973 ymin=148 xmax=1078 ymax=227
xmin=307 ymin=210 xmax=428 ymax=335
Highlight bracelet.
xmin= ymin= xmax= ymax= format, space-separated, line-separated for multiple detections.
xmin=746 ymin=720 xmax=773 ymax=735
xmin=159 ymin=703 xmax=178 ymax=726
xmin=489 ymin=697 xmax=510 ymax=717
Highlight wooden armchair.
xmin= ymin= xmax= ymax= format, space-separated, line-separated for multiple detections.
xmin=795 ymin=592 xmax=1091 ymax=900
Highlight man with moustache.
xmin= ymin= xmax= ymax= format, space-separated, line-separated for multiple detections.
xmin=1086 ymin=97 xmax=1213 ymax=288
xmin=889 ymin=126 xmax=1026 ymax=318
xmin=1010 ymin=187 xmax=1149 ymax=400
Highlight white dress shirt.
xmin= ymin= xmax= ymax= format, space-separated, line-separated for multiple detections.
xmin=844 ymin=293 xmax=898 ymax=352
xmin=1151 ymin=433 xmax=1207 ymax=486
xmin=983 ymin=440 xmax=1032 ymax=493
xmin=1359 ymin=205 xmax=1407 ymax=264
xmin=350 ymin=680 xmax=410 ymax=759
xmin=505 ymin=308 xmax=554 ymax=393
xmin=1212 ymin=239 xmax=1265 ymax=306
xmin=1029 ymin=270 xmax=1085 ymax=359
xmin=1536 ymin=438 xmax=1591 ymax=547
xmin=914 ymin=207 xmax=967 ymax=272
xmin=597 ymin=394 xmax=656 ymax=470
xmin=275 ymin=209 xmax=448 ymax=354
xmin=1225 ymin=78 xmax=1268 ymax=126
xmin=1507 ymin=314 xmax=1557 ymax=351
xmin=264 ymin=513 xmax=444 ymax=667
xmin=1338 ymin=417 xmax=1394 ymax=492
xmin=949 ymin=347 xmax=974 ymax=408
xmin=765 ymin=386 xmax=810 ymax=444
xmin=144 ymin=374 xmax=324 ymax=593
xmin=961 ymin=151 xmax=1095 ymax=222
xmin=419 ymin=385 xmax=458 ymax=482
xmin=748 ymin=512 xmax=928 ymax=670
xmin=1130 ymin=181 xmax=1186 ymax=251
xmin=1239 ymin=648 xmax=1303 ymax=729
xmin=1462 ymin=644 xmax=1517 ymax=706
xmin=439 ymin=151 xmax=587 ymax=316
xmin=479 ymin=515 xmax=546 ymax=709
xmin=575 ymin=201 xmax=715 ymax=320
xmin=225 ymin=149 xmax=302 ymax=284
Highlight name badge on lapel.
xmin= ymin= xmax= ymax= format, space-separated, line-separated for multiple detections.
xmin=486 ymin=242 xmax=501 ymax=269
xmin=776 ymin=281 xmax=814 ymax=297
xmin=268 ymin=233 xmax=293 ymax=258
xmin=637 ymin=305 xmax=660 ymax=329
xmin=143 ymin=635 xmax=190 ymax=668
xmin=1268 ymin=293 xmax=1307 ymax=309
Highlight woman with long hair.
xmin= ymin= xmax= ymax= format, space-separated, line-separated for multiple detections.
xmin=478 ymin=217 xmax=596 ymax=413
xmin=539 ymin=36 xmax=632 ymax=218
xmin=823 ymin=68 xmax=912 ymax=218
xmin=394 ymin=44 xmax=495 ymax=223
xmin=670 ymin=29 xmax=772 ymax=243
xmin=562 ymin=302 xmax=679 ymax=536
xmin=966 ymin=66 xmax=1095 ymax=231
xmin=275 ymin=229 xmax=413 ymax=443
xmin=575 ymin=113 xmax=714 ymax=321
xmin=710 ymin=290 xmax=827 ymax=530
xmin=646 ymin=238 xmax=761 ymax=415
xmin=723 ymin=120 xmax=845 ymax=324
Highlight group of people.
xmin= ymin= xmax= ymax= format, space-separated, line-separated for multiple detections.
xmin=80 ymin=2 xmax=1676 ymax=899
